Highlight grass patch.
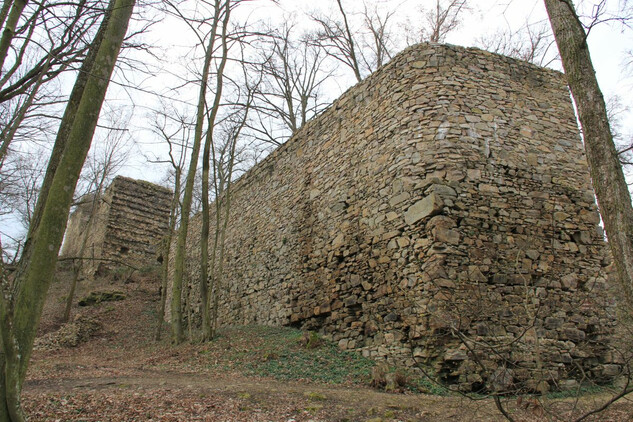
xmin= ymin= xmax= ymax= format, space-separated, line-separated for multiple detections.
xmin=187 ymin=325 xmax=453 ymax=393
xmin=371 ymin=363 xmax=448 ymax=395
xmin=203 ymin=325 xmax=375 ymax=384
xmin=411 ymin=372 xmax=450 ymax=396
xmin=546 ymin=383 xmax=607 ymax=399
xmin=304 ymin=391 xmax=328 ymax=401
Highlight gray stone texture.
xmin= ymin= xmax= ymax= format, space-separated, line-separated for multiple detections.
xmin=62 ymin=176 xmax=172 ymax=275
xmin=178 ymin=44 xmax=616 ymax=391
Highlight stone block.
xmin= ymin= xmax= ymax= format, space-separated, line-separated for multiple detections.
xmin=444 ymin=348 xmax=468 ymax=361
xmin=425 ymin=184 xmax=457 ymax=198
xmin=563 ymin=328 xmax=586 ymax=342
xmin=389 ymin=192 xmax=410 ymax=207
xmin=544 ymin=317 xmax=564 ymax=329
xmin=404 ymin=193 xmax=444 ymax=225
xmin=433 ymin=228 xmax=460 ymax=244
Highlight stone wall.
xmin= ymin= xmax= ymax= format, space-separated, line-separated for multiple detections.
xmin=62 ymin=176 xmax=172 ymax=275
xmin=179 ymin=43 xmax=616 ymax=391
xmin=62 ymin=193 xmax=100 ymax=259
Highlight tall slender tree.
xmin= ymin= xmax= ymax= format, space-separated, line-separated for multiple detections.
xmin=208 ymin=92 xmax=254 ymax=338
xmin=167 ymin=0 xmax=227 ymax=344
xmin=200 ymin=0 xmax=233 ymax=341
xmin=148 ymin=105 xmax=192 ymax=341
xmin=544 ymin=0 xmax=633 ymax=310
xmin=0 ymin=0 xmax=135 ymax=418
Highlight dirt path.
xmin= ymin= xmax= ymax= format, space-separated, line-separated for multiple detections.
xmin=25 ymin=371 xmax=444 ymax=407
xmin=24 ymin=371 xmax=506 ymax=422
xmin=23 ymin=371 xmax=633 ymax=422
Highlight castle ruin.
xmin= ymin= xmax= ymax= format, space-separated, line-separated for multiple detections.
xmin=174 ymin=43 xmax=616 ymax=391
xmin=62 ymin=176 xmax=172 ymax=275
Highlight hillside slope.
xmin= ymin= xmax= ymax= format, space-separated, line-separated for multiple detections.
xmin=23 ymin=268 xmax=633 ymax=421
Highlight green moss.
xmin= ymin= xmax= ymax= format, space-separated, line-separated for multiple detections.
xmin=78 ymin=290 xmax=125 ymax=306
xmin=204 ymin=325 xmax=374 ymax=384
xmin=304 ymin=391 xmax=327 ymax=401
xmin=546 ymin=383 xmax=607 ymax=399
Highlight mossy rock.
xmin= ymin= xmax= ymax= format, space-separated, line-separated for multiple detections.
xmin=78 ymin=290 xmax=126 ymax=306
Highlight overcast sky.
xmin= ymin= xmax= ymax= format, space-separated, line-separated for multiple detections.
xmin=2 ymin=0 xmax=632 ymax=252
xmin=118 ymin=0 xmax=633 ymax=184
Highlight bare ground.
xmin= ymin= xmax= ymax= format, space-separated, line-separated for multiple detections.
xmin=23 ymin=269 xmax=633 ymax=421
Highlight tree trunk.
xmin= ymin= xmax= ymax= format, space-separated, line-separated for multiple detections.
xmin=210 ymin=140 xmax=236 ymax=338
xmin=209 ymin=93 xmax=251 ymax=338
xmin=15 ymin=0 xmax=114 ymax=276
xmin=335 ymin=0 xmax=362 ymax=82
xmin=199 ymin=0 xmax=225 ymax=342
xmin=0 ymin=0 xmax=27 ymax=73
xmin=544 ymin=0 xmax=633 ymax=308
xmin=63 ymin=261 xmax=81 ymax=323
xmin=201 ymin=0 xmax=231 ymax=342
xmin=0 ymin=0 xmax=135 ymax=418
xmin=170 ymin=3 xmax=217 ymax=344
xmin=155 ymin=169 xmax=180 ymax=341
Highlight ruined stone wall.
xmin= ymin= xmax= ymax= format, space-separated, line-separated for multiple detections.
xmin=62 ymin=176 xmax=172 ymax=275
xmin=61 ymin=193 xmax=99 ymax=259
xmin=180 ymin=43 xmax=615 ymax=391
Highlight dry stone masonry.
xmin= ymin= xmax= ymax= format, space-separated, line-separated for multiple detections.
xmin=63 ymin=176 xmax=172 ymax=275
xmin=180 ymin=43 xmax=616 ymax=391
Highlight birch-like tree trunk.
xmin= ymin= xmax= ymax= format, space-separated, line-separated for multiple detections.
xmin=544 ymin=0 xmax=633 ymax=308
xmin=0 ymin=0 xmax=135 ymax=418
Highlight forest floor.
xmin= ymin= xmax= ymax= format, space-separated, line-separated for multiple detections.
xmin=23 ymin=268 xmax=633 ymax=421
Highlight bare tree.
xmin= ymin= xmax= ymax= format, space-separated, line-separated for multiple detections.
xmin=249 ymin=21 xmax=331 ymax=145
xmin=428 ymin=0 xmax=468 ymax=43
xmin=0 ymin=152 xmax=45 ymax=264
xmin=13 ymin=0 xmax=121 ymax=279
xmin=165 ymin=0 xmax=253 ymax=344
xmin=0 ymin=0 xmax=106 ymax=167
xmin=476 ymin=21 xmax=558 ymax=67
xmin=310 ymin=0 xmax=364 ymax=82
xmin=0 ymin=0 xmax=135 ymax=418
xmin=405 ymin=0 xmax=470 ymax=44
xmin=310 ymin=0 xmax=464 ymax=82
xmin=199 ymin=0 xmax=234 ymax=341
xmin=0 ymin=0 xmax=110 ymax=267
xmin=360 ymin=2 xmax=397 ymax=70
xmin=0 ymin=153 xmax=44 ymax=230
xmin=206 ymin=57 xmax=256 ymax=337
xmin=544 ymin=0 xmax=633 ymax=310
xmin=147 ymin=103 xmax=193 ymax=341
xmin=62 ymin=109 xmax=133 ymax=323
xmin=166 ymin=0 xmax=222 ymax=344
